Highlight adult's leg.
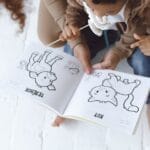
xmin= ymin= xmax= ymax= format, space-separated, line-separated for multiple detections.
xmin=37 ymin=0 xmax=66 ymax=47
xmin=127 ymin=48 xmax=150 ymax=127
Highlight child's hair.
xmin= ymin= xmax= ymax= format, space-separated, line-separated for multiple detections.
xmin=0 ymin=0 xmax=26 ymax=31
xmin=92 ymin=0 xmax=117 ymax=4
xmin=90 ymin=0 xmax=149 ymax=25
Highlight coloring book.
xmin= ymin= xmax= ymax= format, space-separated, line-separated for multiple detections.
xmin=1 ymin=43 xmax=150 ymax=135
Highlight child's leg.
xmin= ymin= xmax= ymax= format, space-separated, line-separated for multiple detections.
xmin=127 ymin=48 xmax=150 ymax=103
xmin=37 ymin=0 xmax=66 ymax=47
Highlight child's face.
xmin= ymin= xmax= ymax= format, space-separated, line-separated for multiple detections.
xmin=85 ymin=0 xmax=125 ymax=17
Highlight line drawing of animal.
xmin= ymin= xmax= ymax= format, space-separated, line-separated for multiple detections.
xmin=88 ymin=73 xmax=141 ymax=113
xmin=26 ymin=51 xmax=63 ymax=91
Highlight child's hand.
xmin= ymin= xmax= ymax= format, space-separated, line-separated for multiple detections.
xmin=59 ymin=24 xmax=80 ymax=41
xmin=93 ymin=51 xmax=120 ymax=70
xmin=130 ymin=33 xmax=150 ymax=56
xmin=74 ymin=43 xmax=92 ymax=74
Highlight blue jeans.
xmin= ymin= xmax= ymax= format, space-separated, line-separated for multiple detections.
xmin=127 ymin=48 xmax=150 ymax=104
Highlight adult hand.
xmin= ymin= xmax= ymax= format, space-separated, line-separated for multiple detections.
xmin=93 ymin=51 xmax=121 ymax=70
xmin=130 ymin=33 xmax=150 ymax=56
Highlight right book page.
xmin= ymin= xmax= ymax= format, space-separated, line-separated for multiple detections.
xmin=64 ymin=69 xmax=150 ymax=134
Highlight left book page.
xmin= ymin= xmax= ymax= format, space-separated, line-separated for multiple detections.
xmin=0 ymin=43 xmax=84 ymax=114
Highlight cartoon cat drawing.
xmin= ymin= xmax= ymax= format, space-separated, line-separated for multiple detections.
xmin=88 ymin=86 xmax=118 ymax=106
xmin=26 ymin=51 xmax=62 ymax=90
xmin=88 ymin=73 xmax=141 ymax=113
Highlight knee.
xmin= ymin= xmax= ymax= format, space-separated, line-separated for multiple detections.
xmin=128 ymin=59 xmax=150 ymax=76
xmin=128 ymin=49 xmax=150 ymax=77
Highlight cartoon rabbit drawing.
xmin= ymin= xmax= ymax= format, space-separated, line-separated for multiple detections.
xmin=88 ymin=73 xmax=141 ymax=113
xmin=26 ymin=51 xmax=62 ymax=91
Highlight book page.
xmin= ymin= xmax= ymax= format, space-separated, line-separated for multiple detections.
xmin=1 ymin=43 xmax=83 ymax=114
xmin=64 ymin=69 xmax=150 ymax=134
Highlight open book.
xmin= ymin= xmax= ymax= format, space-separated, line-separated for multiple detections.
xmin=1 ymin=43 xmax=150 ymax=135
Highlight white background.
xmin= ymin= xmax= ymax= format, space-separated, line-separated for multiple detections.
xmin=0 ymin=0 xmax=150 ymax=150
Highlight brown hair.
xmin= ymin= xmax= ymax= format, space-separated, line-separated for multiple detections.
xmin=1 ymin=0 xmax=26 ymax=31
xmin=129 ymin=0 xmax=150 ymax=24
xmin=66 ymin=0 xmax=88 ymax=27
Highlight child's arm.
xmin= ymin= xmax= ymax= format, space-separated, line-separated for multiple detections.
xmin=59 ymin=0 xmax=88 ymax=40
xmin=59 ymin=0 xmax=92 ymax=73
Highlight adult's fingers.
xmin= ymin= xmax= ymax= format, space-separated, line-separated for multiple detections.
xmin=93 ymin=62 xmax=111 ymax=69
xmin=133 ymin=33 xmax=142 ymax=40
xmin=133 ymin=33 xmax=146 ymax=40
xmin=130 ymin=41 xmax=141 ymax=49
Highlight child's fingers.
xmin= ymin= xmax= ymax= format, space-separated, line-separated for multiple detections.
xmin=61 ymin=26 xmax=79 ymax=41
xmin=59 ymin=35 xmax=65 ymax=41
xmin=70 ymin=25 xmax=80 ymax=36
xmin=64 ymin=26 xmax=72 ymax=38
xmin=75 ymin=48 xmax=92 ymax=74
xmin=59 ymin=34 xmax=66 ymax=41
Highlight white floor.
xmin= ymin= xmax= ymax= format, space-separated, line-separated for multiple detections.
xmin=0 ymin=1 xmax=150 ymax=150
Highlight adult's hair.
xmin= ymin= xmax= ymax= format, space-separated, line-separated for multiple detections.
xmin=0 ymin=0 xmax=26 ymax=31
xmin=128 ymin=0 xmax=150 ymax=24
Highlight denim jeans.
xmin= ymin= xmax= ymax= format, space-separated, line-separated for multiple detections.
xmin=127 ymin=48 xmax=150 ymax=104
